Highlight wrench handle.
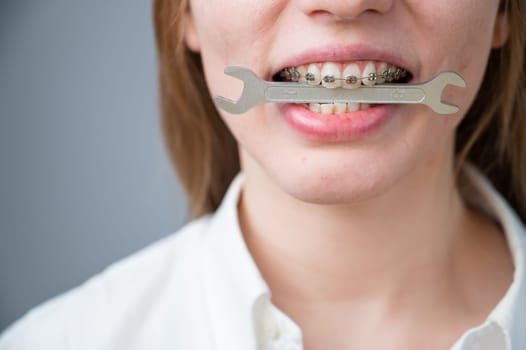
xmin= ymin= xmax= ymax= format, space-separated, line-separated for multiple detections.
xmin=265 ymin=84 xmax=426 ymax=104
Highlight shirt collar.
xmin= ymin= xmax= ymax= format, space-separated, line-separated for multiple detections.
xmin=452 ymin=165 xmax=526 ymax=350
xmin=201 ymin=173 xmax=270 ymax=349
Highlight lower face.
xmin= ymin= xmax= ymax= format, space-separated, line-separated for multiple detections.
xmin=186 ymin=0 xmax=503 ymax=204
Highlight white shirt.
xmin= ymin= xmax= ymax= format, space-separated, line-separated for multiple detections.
xmin=1 ymin=167 xmax=525 ymax=350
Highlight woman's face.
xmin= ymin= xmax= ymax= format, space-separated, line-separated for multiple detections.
xmin=185 ymin=0 xmax=507 ymax=203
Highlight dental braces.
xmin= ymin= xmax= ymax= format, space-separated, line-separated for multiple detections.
xmin=279 ymin=66 xmax=407 ymax=84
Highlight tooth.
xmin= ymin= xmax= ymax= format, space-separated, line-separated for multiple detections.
xmin=385 ymin=66 xmax=397 ymax=82
xmin=321 ymin=62 xmax=341 ymax=88
xmin=394 ymin=68 xmax=404 ymax=80
xmin=320 ymin=103 xmax=334 ymax=114
xmin=342 ymin=63 xmax=361 ymax=89
xmin=362 ymin=62 xmax=376 ymax=86
xmin=306 ymin=64 xmax=321 ymax=85
xmin=347 ymin=102 xmax=360 ymax=112
xmin=309 ymin=103 xmax=321 ymax=113
xmin=279 ymin=69 xmax=291 ymax=80
xmin=297 ymin=65 xmax=308 ymax=83
xmin=376 ymin=62 xmax=387 ymax=84
xmin=360 ymin=103 xmax=370 ymax=110
xmin=334 ymin=103 xmax=347 ymax=114
xmin=290 ymin=68 xmax=301 ymax=82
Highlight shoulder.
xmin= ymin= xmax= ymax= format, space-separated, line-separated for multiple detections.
xmin=0 ymin=216 xmax=213 ymax=350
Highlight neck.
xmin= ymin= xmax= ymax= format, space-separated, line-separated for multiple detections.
xmin=238 ymin=146 xmax=472 ymax=306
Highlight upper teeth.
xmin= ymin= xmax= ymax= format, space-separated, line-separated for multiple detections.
xmin=279 ymin=61 xmax=407 ymax=88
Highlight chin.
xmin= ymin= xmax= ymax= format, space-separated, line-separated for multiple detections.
xmin=265 ymin=162 xmax=398 ymax=205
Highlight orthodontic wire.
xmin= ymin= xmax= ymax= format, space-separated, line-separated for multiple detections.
xmin=280 ymin=67 xmax=407 ymax=83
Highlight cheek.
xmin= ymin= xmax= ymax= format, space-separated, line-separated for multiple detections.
xmin=190 ymin=0 xmax=282 ymax=66
xmin=408 ymin=1 xmax=499 ymax=116
xmin=190 ymin=0 xmax=284 ymax=108
xmin=408 ymin=1 xmax=498 ymax=63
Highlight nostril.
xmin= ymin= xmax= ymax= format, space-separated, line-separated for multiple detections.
xmin=308 ymin=9 xmax=357 ymax=23
xmin=309 ymin=9 xmax=333 ymax=19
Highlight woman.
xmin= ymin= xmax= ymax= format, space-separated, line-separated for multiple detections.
xmin=1 ymin=0 xmax=525 ymax=349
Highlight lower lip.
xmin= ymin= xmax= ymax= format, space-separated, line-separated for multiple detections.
xmin=280 ymin=103 xmax=395 ymax=142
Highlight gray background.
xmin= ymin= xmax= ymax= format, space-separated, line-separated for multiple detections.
xmin=0 ymin=0 xmax=188 ymax=331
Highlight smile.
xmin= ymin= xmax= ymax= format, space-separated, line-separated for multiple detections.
xmin=273 ymin=61 xmax=412 ymax=114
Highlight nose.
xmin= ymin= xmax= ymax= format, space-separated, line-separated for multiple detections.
xmin=295 ymin=0 xmax=393 ymax=21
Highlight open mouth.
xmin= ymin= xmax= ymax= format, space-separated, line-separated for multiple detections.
xmin=272 ymin=61 xmax=413 ymax=114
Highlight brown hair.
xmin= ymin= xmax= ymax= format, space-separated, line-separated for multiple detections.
xmin=154 ymin=0 xmax=239 ymax=217
xmin=153 ymin=0 xmax=526 ymax=221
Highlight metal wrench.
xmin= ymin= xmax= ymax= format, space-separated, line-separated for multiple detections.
xmin=214 ymin=66 xmax=466 ymax=115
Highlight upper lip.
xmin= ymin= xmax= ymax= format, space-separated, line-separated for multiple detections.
xmin=270 ymin=43 xmax=417 ymax=79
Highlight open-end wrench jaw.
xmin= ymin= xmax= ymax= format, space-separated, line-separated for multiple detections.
xmin=420 ymin=71 xmax=466 ymax=114
xmin=213 ymin=67 xmax=268 ymax=114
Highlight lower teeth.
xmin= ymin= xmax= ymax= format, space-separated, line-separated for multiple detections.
xmin=306 ymin=102 xmax=371 ymax=114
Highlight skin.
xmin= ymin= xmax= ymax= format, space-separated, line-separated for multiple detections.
xmin=184 ymin=1 xmax=513 ymax=349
